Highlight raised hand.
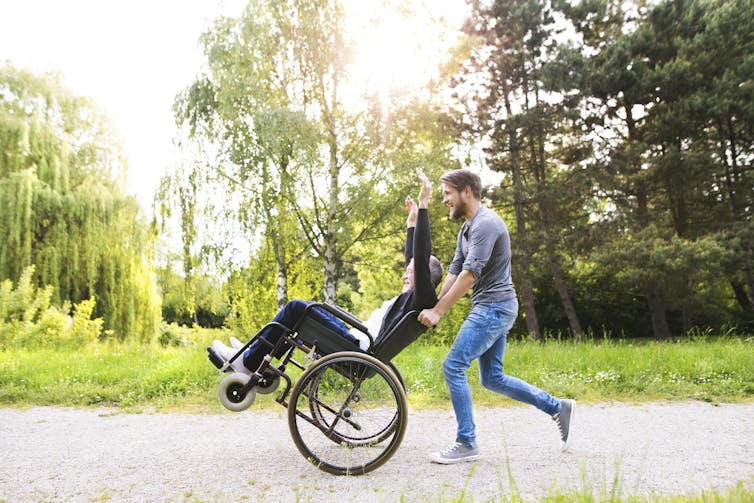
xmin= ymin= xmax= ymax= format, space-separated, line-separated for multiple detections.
xmin=406 ymin=198 xmax=418 ymax=227
xmin=417 ymin=169 xmax=431 ymax=209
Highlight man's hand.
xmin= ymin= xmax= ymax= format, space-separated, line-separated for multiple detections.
xmin=420 ymin=271 xmax=475 ymax=328
xmin=418 ymin=307 xmax=442 ymax=328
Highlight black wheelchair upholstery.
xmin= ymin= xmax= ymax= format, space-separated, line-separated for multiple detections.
xmin=372 ymin=310 xmax=428 ymax=362
xmin=293 ymin=302 xmax=427 ymax=363
xmin=293 ymin=314 xmax=362 ymax=355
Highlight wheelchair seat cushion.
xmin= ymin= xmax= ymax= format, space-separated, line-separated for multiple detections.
xmin=295 ymin=315 xmax=363 ymax=356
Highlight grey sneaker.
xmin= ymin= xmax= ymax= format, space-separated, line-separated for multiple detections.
xmin=553 ymin=399 xmax=575 ymax=450
xmin=429 ymin=442 xmax=480 ymax=464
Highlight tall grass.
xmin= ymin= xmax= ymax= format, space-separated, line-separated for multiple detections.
xmin=0 ymin=330 xmax=752 ymax=409
xmin=0 ymin=327 xmax=225 ymax=410
xmin=393 ymin=334 xmax=754 ymax=407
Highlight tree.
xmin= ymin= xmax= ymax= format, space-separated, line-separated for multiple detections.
xmin=454 ymin=0 xmax=591 ymax=338
xmin=564 ymin=0 xmax=753 ymax=337
xmin=0 ymin=64 xmax=160 ymax=341
xmin=171 ymin=0 xmax=457 ymax=308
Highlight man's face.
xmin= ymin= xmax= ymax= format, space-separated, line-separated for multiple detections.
xmin=441 ymin=182 xmax=467 ymax=221
xmin=402 ymin=259 xmax=415 ymax=292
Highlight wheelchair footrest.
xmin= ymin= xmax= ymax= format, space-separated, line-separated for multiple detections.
xmin=207 ymin=347 xmax=227 ymax=371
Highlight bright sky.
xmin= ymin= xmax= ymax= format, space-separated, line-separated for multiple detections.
xmin=0 ymin=0 xmax=466 ymax=213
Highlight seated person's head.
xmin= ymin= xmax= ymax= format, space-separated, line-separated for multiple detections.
xmin=402 ymin=256 xmax=444 ymax=293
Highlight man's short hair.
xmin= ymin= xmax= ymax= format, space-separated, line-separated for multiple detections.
xmin=429 ymin=255 xmax=443 ymax=288
xmin=440 ymin=169 xmax=482 ymax=199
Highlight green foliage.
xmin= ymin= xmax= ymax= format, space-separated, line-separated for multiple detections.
xmin=157 ymin=322 xmax=192 ymax=347
xmin=586 ymin=226 xmax=737 ymax=329
xmin=157 ymin=264 xmax=229 ymax=328
xmin=224 ymin=256 xmax=279 ymax=339
xmin=452 ymin=0 xmax=754 ymax=339
xmin=0 ymin=63 xmax=161 ymax=342
xmin=166 ymin=0 xmax=460 ymax=312
xmin=0 ymin=266 xmax=103 ymax=349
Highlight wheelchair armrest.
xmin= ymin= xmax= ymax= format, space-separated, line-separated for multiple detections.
xmin=306 ymin=303 xmax=371 ymax=337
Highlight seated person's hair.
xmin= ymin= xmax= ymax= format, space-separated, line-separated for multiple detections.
xmin=429 ymin=256 xmax=443 ymax=288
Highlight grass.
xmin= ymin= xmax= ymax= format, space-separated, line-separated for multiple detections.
xmin=392 ymin=334 xmax=754 ymax=407
xmin=0 ymin=330 xmax=752 ymax=410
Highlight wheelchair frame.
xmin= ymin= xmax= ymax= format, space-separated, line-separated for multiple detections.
xmin=207 ymin=302 xmax=427 ymax=475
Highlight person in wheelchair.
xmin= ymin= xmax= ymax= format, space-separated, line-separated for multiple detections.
xmin=212 ymin=170 xmax=442 ymax=375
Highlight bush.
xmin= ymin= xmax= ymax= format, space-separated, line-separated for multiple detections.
xmin=157 ymin=322 xmax=189 ymax=347
xmin=0 ymin=267 xmax=103 ymax=349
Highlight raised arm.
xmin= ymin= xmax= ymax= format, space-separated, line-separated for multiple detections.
xmin=412 ymin=170 xmax=437 ymax=307
xmin=404 ymin=198 xmax=417 ymax=266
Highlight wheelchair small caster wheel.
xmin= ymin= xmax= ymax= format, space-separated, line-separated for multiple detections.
xmin=218 ymin=372 xmax=256 ymax=412
xmin=255 ymin=373 xmax=281 ymax=395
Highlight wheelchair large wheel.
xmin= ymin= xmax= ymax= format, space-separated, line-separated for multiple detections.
xmin=287 ymin=351 xmax=408 ymax=475
xmin=303 ymin=359 xmax=405 ymax=446
xmin=306 ymin=365 xmax=400 ymax=447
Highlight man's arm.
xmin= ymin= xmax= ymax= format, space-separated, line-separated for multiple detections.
xmin=437 ymin=273 xmax=458 ymax=299
xmin=418 ymin=270 xmax=476 ymax=327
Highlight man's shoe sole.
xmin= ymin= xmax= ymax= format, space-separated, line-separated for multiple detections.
xmin=429 ymin=453 xmax=480 ymax=465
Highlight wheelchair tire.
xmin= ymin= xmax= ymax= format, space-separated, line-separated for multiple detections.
xmin=218 ymin=372 xmax=257 ymax=412
xmin=287 ymin=351 xmax=408 ymax=476
xmin=386 ymin=361 xmax=406 ymax=393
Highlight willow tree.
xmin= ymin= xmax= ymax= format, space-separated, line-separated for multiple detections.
xmin=172 ymin=0 xmax=452 ymax=306
xmin=0 ymin=64 xmax=160 ymax=341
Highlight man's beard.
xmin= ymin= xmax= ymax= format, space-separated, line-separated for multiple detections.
xmin=449 ymin=204 xmax=465 ymax=221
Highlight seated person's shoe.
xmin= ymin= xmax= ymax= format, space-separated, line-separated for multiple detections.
xmin=212 ymin=340 xmax=250 ymax=375
xmin=229 ymin=336 xmax=244 ymax=350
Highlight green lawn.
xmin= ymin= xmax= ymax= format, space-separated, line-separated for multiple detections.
xmin=1 ymin=329 xmax=751 ymax=411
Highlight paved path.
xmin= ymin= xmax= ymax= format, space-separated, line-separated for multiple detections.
xmin=1 ymin=402 xmax=753 ymax=502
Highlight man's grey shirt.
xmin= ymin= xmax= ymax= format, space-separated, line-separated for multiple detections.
xmin=448 ymin=206 xmax=517 ymax=305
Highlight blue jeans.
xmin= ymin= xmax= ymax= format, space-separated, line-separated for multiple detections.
xmin=443 ymin=299 xmax=561 ymax=447
xmin=242 ymin=300 xmax=356 ymax=371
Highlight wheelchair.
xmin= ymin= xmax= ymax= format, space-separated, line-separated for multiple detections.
xmin=207 ymin=302 xmax=427 ymax=475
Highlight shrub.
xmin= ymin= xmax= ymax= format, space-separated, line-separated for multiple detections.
xmin=0 ymin=267 xmax=103 ymax=349
xmin=158 ymin=322 xmax=189 ymax=347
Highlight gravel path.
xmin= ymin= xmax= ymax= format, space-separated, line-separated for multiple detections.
xmin=1 ymin=402 xmax=752 ymax=502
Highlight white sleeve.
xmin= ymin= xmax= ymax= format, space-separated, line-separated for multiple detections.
xmin=350 ymin=297 xmax=397 ymax=351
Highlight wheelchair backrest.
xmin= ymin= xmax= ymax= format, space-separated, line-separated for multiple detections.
xmin=373 ymin=311 xmax=427 ymax=362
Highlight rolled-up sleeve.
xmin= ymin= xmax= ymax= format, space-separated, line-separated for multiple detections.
xmin=448 ymin=227 xmax=466 ymax=276
xmin=462 ymin=220 xmax=496 ymax=280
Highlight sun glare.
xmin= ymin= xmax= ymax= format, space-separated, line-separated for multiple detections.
xmin=343 ymin=0 xmax=466 ymax=106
